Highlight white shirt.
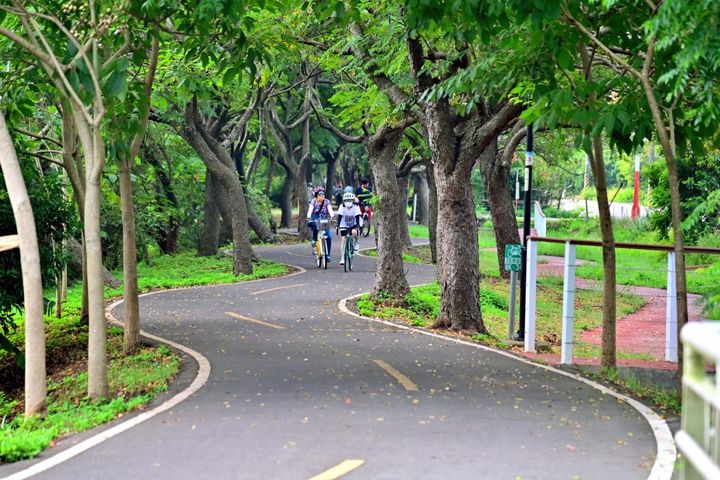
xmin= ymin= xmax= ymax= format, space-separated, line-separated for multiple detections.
xmin=337 ymin=204 xmax=361 ymax=228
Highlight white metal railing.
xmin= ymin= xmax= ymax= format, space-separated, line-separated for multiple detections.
xmin=533 ymin=201 xmax=546 ymax=237
xmin=523 ymin=237 xmax=689 ymax=364
xmin=676 ymin=322 xmax=720 ymax=480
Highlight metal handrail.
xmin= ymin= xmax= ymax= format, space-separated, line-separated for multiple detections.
xmin=677 ymin=322 xmax=720 ymax=480
xmin=528 ymin=235 xmax=720 ymax=255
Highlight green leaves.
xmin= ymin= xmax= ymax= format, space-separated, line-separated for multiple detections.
xmin=103 ymin=58 xmax=130 ymax=101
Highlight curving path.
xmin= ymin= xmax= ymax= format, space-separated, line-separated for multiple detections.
xmin=1 ymin=237 xmax=667 ymax=480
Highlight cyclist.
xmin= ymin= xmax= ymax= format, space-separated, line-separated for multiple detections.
xmin=336 ymin=192 xmax=362 ymax=265
xmin=355 ymin=179 xmax=372 ymax=208
xmin=306 ymin=187 xmax=334 ymax=262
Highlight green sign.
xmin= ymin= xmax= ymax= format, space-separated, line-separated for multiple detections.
xmin=504 ymin=244 xmax=522 ymax=272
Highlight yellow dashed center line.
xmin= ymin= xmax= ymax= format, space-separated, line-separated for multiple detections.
xmin=225 ymin=311 xmax=285 ymax=330
xmin=308 ymin=459 xmax=365 ymax=480
xmin=373 ymin=359 xmax=418 ymax=391
xmin=250 ymin=283 xmax=306 ymax=296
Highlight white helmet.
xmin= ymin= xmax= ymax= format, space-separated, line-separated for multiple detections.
xmin=342 ymin=192 xmax=355 ymax=203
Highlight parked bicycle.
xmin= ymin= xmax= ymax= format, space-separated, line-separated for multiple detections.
xmin=312 ymin=219 xmax=331 ymax=269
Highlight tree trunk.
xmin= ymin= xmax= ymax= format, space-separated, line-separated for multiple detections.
xmin=0 ymin=113 xmax=46 ymax=417
xmin=589 ymin=136 xmax=617 ymax=369
xmin=279 ymin=168 xmax=294 ymax=228
xmin=76 ymin=115 xmax=109 ymax=401
xmin=118 ymin=156 xmax=140 ymax=353
xmin=143 ymin=140 xmax=180 ymax=254
xmin=264 ymin=153 xmax=276 ymax=196
xmin=640 ymin=75 xmax=688 ymax=384
xmin=397 ymin=175 xmax=413 ymax=249
xmin=247 ymin=205 xmax=273 ymax=242
xmin=365 ymin=127 xmax=409 ymax=298
xmin=413 ymin=172 xmax=429 ymax=225
xmin=324 ymin=150 xmax=338 ymax=198
xmin=480 ymin=140 xmax=520 ymax=279
xmin=184 ymin=100 xmax=253 ymax=274
xmin=198 ymin=172 xmax=220 ymax=256
xmin=425 ymin=103 xmax=486 ymax=333
xmin=425 ymin=159 xmax=438 ymax=264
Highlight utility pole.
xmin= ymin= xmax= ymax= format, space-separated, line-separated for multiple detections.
xmin=517 ymin=124 xmax=533 ymax=340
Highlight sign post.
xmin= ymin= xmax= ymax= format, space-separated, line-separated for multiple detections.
xmin=505 ymin=244 xmax=522 ymax=339
xmin=518 ymin=124 xmax=533 ymax=340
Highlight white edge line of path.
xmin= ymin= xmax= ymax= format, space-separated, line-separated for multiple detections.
xmin=337 ymin=288 xmax=677 ymax=480
xmin=2 ymin=263 xmax=307 ymax=480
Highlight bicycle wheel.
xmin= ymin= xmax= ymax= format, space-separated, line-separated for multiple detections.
xmin=362 ymin=215 xmax=371 ymax=237
xmin=322 ymin=238 xmax=328 ymax=269
xmin=347 ymin=247 xmax=353 ymax=271
xmin=343 ymin=239 xmax=350 ymax=272
xmin=315 ymin=239 xmax=322 ymax=268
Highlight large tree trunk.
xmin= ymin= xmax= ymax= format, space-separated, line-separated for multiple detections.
xmin=413 ymin=172 xmax=429 ymax=225
xmin=426 ymin=159 xmax=438 ymax=263
xmin=423 ymin=101 xmax=485 ymax=332
xmin=366 ymin=126 xmax=409 ymax=298
xmin=0 ymin=113 xmax=46 ymax=417
xmin=397 ymin=175 xmax=413 ymax=249
xmin=432 ymin=162 xmax=485 ymax=332
xmin=118 ymin=157 xmax=140 ymax=353
xmin=279 ymin=168 xmax=294 ymax=228
xmin=480 ymin=140 xmax=520 ymax=278
xmin=198 ymin=172 xmax=220 ymax=256
xmin=264 ymin=152 xmax=276 ymax=196
xmin=589 ymin=136 xmax=617 ymax=369
xmin=184 ymin=100 xmax=253 ymax=274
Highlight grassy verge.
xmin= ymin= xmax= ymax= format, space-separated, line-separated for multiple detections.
xmin=0 ymin=252 xmax=289 ymax=462
xmin=0 ymin=330 xmax=179 ymax=462
xmin=355 ymin=279 xmax=645 ymax=360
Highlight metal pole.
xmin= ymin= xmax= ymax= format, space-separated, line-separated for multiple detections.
xmin=561 ymin=242 xmax=577 ymax=364
xmin=665 ymin=251 xmax=678 ymax=362
xmin=518 ymin=124 xmax=533 ymax=340
xmin=508 ymin=270 xmax=517 ymax=340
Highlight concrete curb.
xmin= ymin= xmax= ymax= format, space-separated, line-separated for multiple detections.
xmin=337 ymin=290 xmax=677 ymax=480
xmin=2 ymin=263 xmax=307 ymax=480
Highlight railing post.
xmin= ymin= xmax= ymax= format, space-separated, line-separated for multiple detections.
xmin=561 ymin=242 xmax=576 ymax=364
xmin=524 ymin=238 xmax=537 ymax=353
xmin=666 ymin=251 xmax=678 ymax=362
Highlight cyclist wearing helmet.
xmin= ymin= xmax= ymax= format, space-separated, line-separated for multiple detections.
xmin=336 ymin=192 xmax=362 ymax=265
xmin=355 ymin=179 xmax=372 ymax=208
xmin=306 ymin=187 xmax=334 ymax=261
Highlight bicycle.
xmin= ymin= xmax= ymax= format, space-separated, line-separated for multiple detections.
xmin=312 ymin=219 xmax=331 ymax=269
xmin=339 ymin=228 xmax=356 ymax=272
xmin=360 ymin=205 xmax=373 ymax=237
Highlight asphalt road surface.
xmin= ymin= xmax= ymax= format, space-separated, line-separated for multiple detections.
xmin=1 ymin=237 xmax=658 ymax=480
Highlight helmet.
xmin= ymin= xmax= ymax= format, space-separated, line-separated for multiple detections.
xmin=343 ymin=186 xmax=354 ymax=194
xmin=342 ymin=192 xmax=355 ymax=203
xmin=313 ymin=186 xmax=326 ymax=197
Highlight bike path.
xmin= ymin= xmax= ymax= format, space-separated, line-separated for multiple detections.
xmin=1 ymin=238 xmax=660 ymax=479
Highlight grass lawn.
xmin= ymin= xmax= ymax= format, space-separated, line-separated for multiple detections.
xmin=355 ymin=279 xmax=646 ymax=360
xmin=405 ymin=221 xmax=720 ymax=318
xmin=0 ymin=251 xmax=290 ymax=462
